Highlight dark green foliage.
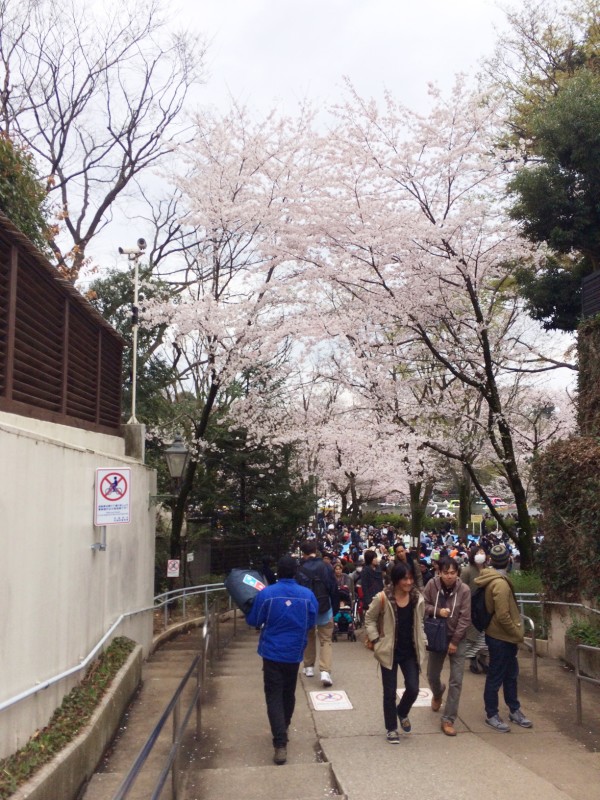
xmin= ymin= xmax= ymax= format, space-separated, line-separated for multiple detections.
xmin=533 ymin=436 xmax=600 ymax=603
xmin=88 ymin=267 xmax=176 ymax=424
xmin=513 ymin=257 xmax=585 ymax=331
xmin=0 ymin=637 xmax=135 ymax=799
xmin=577 ymin=316 xmax=600 ymax=436
xmin=566 ymin=619 xmax=600 ymax=647
xmin=194 ymin=424 xmax=314 ymax=562
xmin=0 ymin=134 xmax=49 ymax=253
xmin=508 ymin=71 xmax=600 ymax=330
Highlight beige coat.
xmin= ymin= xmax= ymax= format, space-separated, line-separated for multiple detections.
xmin=365 ymin=586 xmax=427 ymax=671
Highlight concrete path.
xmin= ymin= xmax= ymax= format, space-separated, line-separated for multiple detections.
xmin=81 ymin=616 xmax=600 ymax=800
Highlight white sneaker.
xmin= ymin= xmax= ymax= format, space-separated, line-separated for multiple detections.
xmin=320 ymin=671 xmax=332 ymax=686
xmin=303 ymin=666 xmax=314 ymax=677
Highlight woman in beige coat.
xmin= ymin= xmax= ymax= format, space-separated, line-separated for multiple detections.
xmin=365 ymin=562 xmax=427 ymax=743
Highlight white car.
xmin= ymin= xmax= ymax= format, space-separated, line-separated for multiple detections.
xmin=434 ymin=508 xmax=456 ymax=518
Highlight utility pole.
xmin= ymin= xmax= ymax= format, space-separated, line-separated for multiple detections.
xmin=118 ymin=238 xmax=147 ymax=424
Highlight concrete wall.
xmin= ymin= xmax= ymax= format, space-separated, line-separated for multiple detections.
xmin=0 ymin=411 xmax=156 ymax=759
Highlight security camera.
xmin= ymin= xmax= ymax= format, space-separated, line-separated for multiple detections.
xmin=118 ymin=238 xmax=147 ymax=256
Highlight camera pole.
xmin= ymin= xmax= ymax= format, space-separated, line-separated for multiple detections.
xmin=118 ymin=238 xmax=147 ymax=425
xmin=128 ymin=250 xmax=140 ymax=424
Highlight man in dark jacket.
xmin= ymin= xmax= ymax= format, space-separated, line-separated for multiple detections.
xmin=246 ymin=555 xmax=318 ymax=765
xmin=296 ymin=540 xmax=339 ymax=687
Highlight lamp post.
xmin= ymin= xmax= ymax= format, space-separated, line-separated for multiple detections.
xmin=164 ymin=434 xmax=190 ymax=486
xmin=165 ymin=434 xmax=190 ymax=594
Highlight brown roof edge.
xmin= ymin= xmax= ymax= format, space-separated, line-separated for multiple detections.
xmin=0 ymin=209 xmax=127 ymax=347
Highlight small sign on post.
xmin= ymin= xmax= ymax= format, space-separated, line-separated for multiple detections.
xmin=94 ymin=468 xmax=131 ymax=526
xmin=167 ymin=559 xmax=180 ymax=578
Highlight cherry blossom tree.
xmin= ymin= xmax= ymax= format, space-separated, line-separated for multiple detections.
xmin=143 ymin=103 xmax=317 ymax=557
xmin=290 ymin=80 xmax=568 ymax=568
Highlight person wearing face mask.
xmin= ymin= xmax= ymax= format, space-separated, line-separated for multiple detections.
xmin=424 ymin=556 xmax=471 ymax=736
xmin=461 ymin=547 xmax=489 ymax=674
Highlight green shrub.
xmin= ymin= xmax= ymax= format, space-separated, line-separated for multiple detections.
xmin=566 ymin=620 xmax=600 ymax=647
xmin=533 ymin=435 xmax=600 ymax=602
xmin=0 ymin=637 xmax=135 ymax=799
xmin=510 ymin=571 xmax=543 ymax=594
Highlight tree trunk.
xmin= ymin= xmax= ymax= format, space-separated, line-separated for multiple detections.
xmin=457 ymin=466 xmax=471 ymax=541
xmin=409 ymin=480 xmax=435 ymax=549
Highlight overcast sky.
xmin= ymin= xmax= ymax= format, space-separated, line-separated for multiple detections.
xmin=191 ymin=0 xmax=507 ymax=115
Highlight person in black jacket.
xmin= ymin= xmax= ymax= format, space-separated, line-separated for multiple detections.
xmin=296 ymin=540 xmax=339 ymax=687
xmin=359 ymin=550 xmax=384 ymax=610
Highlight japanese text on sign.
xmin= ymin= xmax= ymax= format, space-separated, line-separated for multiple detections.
xmin=94 ymin=468 xmax=131 ymax=526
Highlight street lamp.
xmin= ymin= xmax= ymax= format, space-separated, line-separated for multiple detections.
xmin=164 ymin=434 xmax=190 ymax=485
xmin=149 ymin=434 xmax=190 ymax=506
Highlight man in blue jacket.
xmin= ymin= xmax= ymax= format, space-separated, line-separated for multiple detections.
xmin=246 ymin=555 xmax=318 ymax=765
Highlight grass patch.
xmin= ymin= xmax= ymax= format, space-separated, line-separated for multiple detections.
xmin=0 ymin=636 xmax=135 ymax=799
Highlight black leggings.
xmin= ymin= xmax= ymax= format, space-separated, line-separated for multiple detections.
xmin=380 ymin=654 xmax=419 ymax=731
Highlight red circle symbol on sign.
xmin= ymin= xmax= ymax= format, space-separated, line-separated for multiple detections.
xmin=100 ymin=473 xmax=128 ymax=501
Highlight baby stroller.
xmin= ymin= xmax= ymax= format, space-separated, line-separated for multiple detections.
xmin=352 ymin=585 xmax=365 ymax=629
xmin=333 ymin=586 xmax=357 ymax=641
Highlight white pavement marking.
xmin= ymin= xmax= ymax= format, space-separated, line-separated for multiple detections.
xmin=397 ymin=687 xmax=433 ymax=707
xmin=310 ymin=690 xmax=353 ymax=710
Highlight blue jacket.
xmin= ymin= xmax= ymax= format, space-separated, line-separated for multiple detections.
xmin=246 ymin=578 xmax=318 ymax=663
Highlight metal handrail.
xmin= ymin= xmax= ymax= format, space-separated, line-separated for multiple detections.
xmin=112 ymin=600 xmax=236 ymax=800
xmin=575 ymin=644 xmax=600 ymax=725
xmin=0 ymin=583 xmax=225 ymax=715
xmin=154 ymin=582 xmax=226 ymax=630
xmin=520 ymin=614 xmax=538 ymax=691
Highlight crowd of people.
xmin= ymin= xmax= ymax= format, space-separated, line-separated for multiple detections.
xmin=244 ymin=519 xmax=533 ymax=765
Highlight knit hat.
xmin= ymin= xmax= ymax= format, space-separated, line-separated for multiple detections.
xmin=490 ymin=543 xmax=510 ymax=569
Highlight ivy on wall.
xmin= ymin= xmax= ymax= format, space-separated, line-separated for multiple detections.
xmin=578 ymin=316 xmax=600 ymax=437
xmin=533 ymin=316 xmax=600 ymax=605
xmin=533 ymin=436 xmax=600 ymax=603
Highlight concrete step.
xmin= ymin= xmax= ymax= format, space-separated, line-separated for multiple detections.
xmin=182 ymin=762 xmax=341 ymax=800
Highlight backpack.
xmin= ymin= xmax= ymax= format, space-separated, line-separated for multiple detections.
xmin=471 ymin=586 xmax=493 ymax=632
xmin=296 ymin=564 xmax=330 ymax=614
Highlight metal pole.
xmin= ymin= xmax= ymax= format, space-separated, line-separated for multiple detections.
xmin=576 ymin=646 xmax=582 ymax=725
xmin=195 ymin=654 xmax=201 ymax=740
xmin=172 ymin=696 xmax=181 ymax=799
xmin=182 ymin=538 xmax=187 ymax=620
xmin=530 ymin=620 xmax=538 ymax=692
xmin=128 ymin=253 xmax=140 ymax=424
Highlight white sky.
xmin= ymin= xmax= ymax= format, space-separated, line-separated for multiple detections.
xmin=189 ymin=0 xmax=506 ymax=116
xmin=90 ymin=0 xmax=575 ymax=393
xmin=98 ymin=0 xmax=507 ymax=267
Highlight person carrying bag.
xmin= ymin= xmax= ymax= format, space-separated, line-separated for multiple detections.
xmin=364 ymin=562 xmax=427 ymax=744
xmin=424 ymin=591 xmax=451 ymax=653
xmin=423 ymin=556 xmax=471 ymax=737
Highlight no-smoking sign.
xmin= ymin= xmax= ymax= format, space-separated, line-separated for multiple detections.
xmin=95 ymin=468 xmax=131 ymax=526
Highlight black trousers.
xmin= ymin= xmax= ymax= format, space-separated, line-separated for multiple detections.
xmin=262 ymin=658 xmax=300 ymax=747
xmin=380 ymin=654 xmax=420 ymax=731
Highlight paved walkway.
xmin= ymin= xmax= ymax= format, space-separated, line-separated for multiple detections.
xmin=83 ymin=616 xmax=600 ymax=800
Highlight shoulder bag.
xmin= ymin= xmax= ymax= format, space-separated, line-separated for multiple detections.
xmin=424 ymin=589 xmax=456 ymax=653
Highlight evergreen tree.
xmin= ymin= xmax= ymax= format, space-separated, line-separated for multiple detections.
xmin=0 ymin=133 xmax=49 ymax=252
